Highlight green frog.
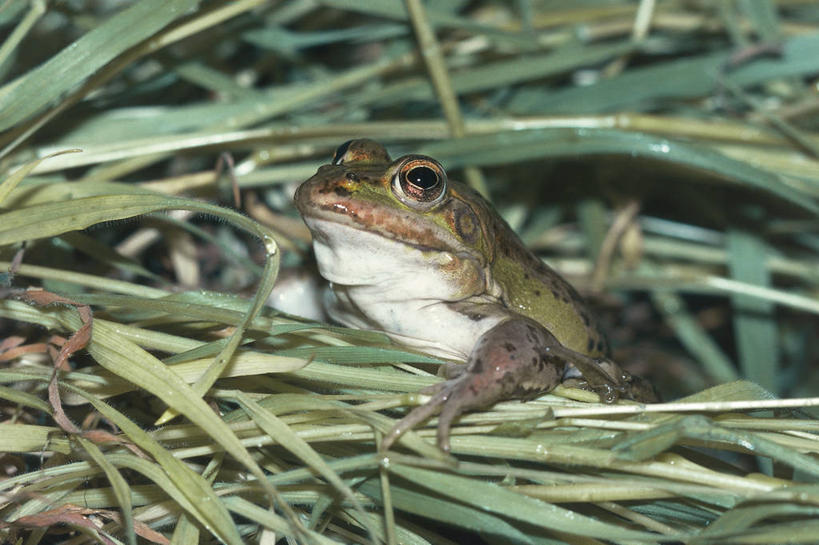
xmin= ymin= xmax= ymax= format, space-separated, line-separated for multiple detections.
xmin=294 ymin=139 xmax=654 ymax=452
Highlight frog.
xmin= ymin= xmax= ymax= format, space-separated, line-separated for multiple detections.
xmin=294 ymin=139 xmax=655 ymax=452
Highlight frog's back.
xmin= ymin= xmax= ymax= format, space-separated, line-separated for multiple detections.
xmin=458 ymin=183 xmax=609 ymax=358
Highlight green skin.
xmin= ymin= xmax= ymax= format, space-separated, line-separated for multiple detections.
xmin=295 ymin=139 xmax=655 ymax=452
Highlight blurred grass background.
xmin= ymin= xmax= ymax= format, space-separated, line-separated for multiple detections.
xmin=1 ymin=1 xmax=819 ymax=543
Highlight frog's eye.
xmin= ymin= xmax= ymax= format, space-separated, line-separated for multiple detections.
xmin=393 ymin=156 xmax=447 ymax=208
xmin=332 ymin=140 xmax=354 ymax=165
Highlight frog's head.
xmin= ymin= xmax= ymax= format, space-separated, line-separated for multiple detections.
xmin=294 ymin=139 xmax=494 ymax=291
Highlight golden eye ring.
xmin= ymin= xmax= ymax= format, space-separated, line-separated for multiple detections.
xmin=392 ymin=156 xmax=447 ymax=207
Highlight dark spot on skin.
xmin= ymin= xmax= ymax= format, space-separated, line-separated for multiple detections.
xmin=501 ymin=371 xmax=517 ymax=387
xmin=503 ymin=342 xmax=516 ymax=353
xmin=460 ymin=309 xmax=486 ymax=321
xmin=534 ymin=290 xmax=541 ymax=297
xmin=551 ymin=288 xmax=560 ymax=300
xmin=345 ymin=171 xmax=359 ymax=181
xmin=540 ymin=350 xmax=560 ymax=365
xmin=523 ymin=273 xmax=530 ymax=280
xmin=586 ymin=338 xmax=595 ymax=352
xmin=471 ymin=358 xmax=484 ymax=373
xmin=525 ymin=324 xmax=539 ymax=345
xmin=333 ymin=185 xmax=351 ymax=197
xmin=595 ymin=339 xmax=606 ymax=353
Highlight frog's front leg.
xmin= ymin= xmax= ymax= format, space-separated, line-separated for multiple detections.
xmin=380 ymin=317 xmax=627 ymax=452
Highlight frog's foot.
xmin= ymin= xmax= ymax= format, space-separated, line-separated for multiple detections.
xmin=624 ymin=373 xmax=660 ymax=403
xmin=381 ymin=317 xmax=567 ymax=452
xmin=380 ymin=385 xmax=452 ymax=452
xmin=380 ymin=368 xmax=512 ymax=453
xmin=563 ymin=357 xmax=658 ymax=403
xmin=558 ymin=353 xmax=632 ymax=403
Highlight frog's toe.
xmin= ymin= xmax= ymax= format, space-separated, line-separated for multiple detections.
xmin=419 ymin=380 xmax=447 ymax=396
xmin=380 ymin=387 xmax=450 ymax=451
xmin=565 ymin=358 xmax=657 ymax=403
xmin=569 ymin=374 xmax=625 ymax=403
xmin=381 ymin=375 xmax=476 ymax=452
xmin=435 ymin=386 xmax=470 ymax=452
xmin=593 ymin=381 xmax=621 ymax=403
xmin=562 ymin=354 xmax=630 ymax=403
xmin=628 ymin=375 xmax=659 ymax=402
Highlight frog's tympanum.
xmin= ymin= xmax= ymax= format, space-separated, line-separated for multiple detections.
xmin=295 ymin=139 xmax=655 ymax=452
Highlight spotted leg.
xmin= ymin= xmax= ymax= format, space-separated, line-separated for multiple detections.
xmin=380 ymin=317 xmax=630 ymax=452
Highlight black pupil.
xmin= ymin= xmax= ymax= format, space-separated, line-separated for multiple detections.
xmin=406 ymin=166 xmax=438 ymax=189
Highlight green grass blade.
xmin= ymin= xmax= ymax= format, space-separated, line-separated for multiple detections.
xmin=0 ymin=0 xmax=199 ymax=132
xmin=64 ymin=387 xmax=243 ymax=545
xmin=76 ymin=437 xmax=137 ymax=545
xmin=389 ymin=464 xmax=672 ymax=541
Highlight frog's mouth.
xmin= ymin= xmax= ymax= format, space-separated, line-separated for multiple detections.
xmin=297 ymin=194 xmax=471 ymax=258
xmin=300 ymin=210 xmax=455 ymax=255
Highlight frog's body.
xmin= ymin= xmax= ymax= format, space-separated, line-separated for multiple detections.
xmin=295 ymin=139 xmax=651 ymax=452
